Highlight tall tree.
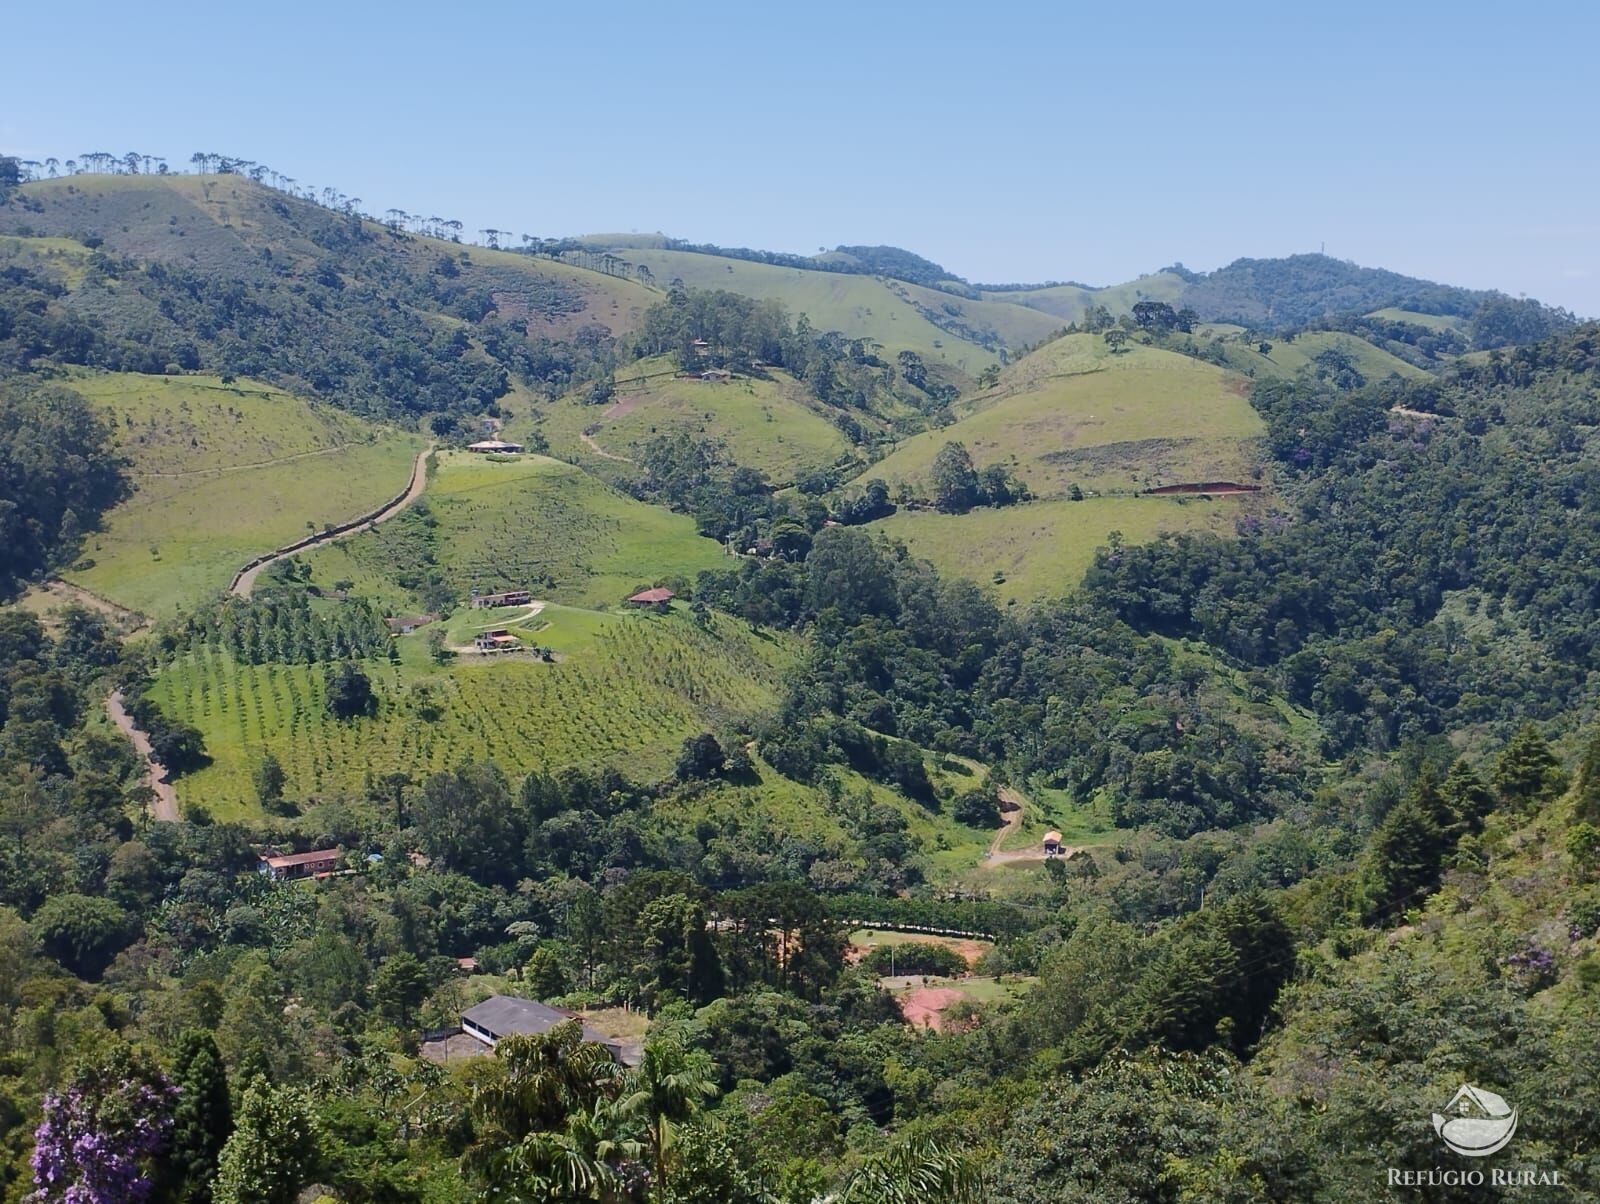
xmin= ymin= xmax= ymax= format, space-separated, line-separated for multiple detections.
xmin=170 ymin=1030 xmax=232 ymax=1203
xmin=211 ymin=1079 xmax=319 ymax=1204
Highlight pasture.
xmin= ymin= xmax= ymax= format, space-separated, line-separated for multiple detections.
xmin=612 ymin=249 xmax=1061 ymax=371
xmin=300 ymin=452 xmax=731 ymax=610
xmin=533 ymin=357 xmax=856 ymax=481
xmin=60 ymin=372 xmax=423 ymax=616
xmin=979 ymin=270 xmax=1191 ymax=323
xmin=875 ymin=495 xmax=1242 ymax=606
xmin=864 ymin=335 xmax=1265 ymax=498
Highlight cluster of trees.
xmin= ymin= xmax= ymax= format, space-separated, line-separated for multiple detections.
xmin=927 ymin=441 xmax=1028 ymax=513
xmin=0 ymin=383 xmax=129 ymax=597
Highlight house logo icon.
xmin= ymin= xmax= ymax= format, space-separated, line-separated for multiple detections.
xmin=1432 ymin=1085 xmax=1518 ymax=1157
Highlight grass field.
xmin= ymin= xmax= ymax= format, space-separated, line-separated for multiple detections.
xmin=979 ymin=271 xmax=1191 ymax=323
xmin=530 ymin=357 xmax=857 ymax=481
xmin=1209 ymin=328 xmax=1433 ymax=382
xmin=876 ymin=495 xmax=1242 ymax=605
xmin=59 ymin=372 xmax=424 ymax=616
xmin=300 ymin=451 xmax=730 ymax=610
xmin=149 ymin=606 xmax=797 ymax=817
xmin=864 ymin=334 xmax=1265 ymax=499
xmin=1366 ymin=307 xmax=1470 ymax=332
xmin=611 ymin=249 xmax=1060 ymax=372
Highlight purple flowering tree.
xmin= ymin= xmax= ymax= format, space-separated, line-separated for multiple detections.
xmin=30 ymin=1046 xmax=178 ymax=1204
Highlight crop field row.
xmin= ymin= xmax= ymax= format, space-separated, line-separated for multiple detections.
xmin=150 ymin=610 xmax=795 ymax=817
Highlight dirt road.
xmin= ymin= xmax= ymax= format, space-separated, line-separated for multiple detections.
xmin=580 ymin=429 xmax=633 ymax=463
xmin=106 ymin=690 xmax=179 ymax=821
xmin=984 ymin=786 xmax=1077 ymax=864
xmin=230 ymin=445 xmax=432 ymax=597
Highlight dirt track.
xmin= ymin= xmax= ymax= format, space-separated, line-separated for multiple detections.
xmin=106 ymin=690 xmax=178 ymax=821
xmin=230 ymin=445 xmax=431 ymax=597
xmin=984 ymin=786 xmax=1080 ymax=864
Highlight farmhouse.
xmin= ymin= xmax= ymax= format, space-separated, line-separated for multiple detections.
xmin=699 ymin=368 xmax=732 ymax=382
xmin=472 ymin=589 xmax=531 ymax=609
xmin=461 ymin=995 xmax=624 ymax=1060
xmin=626 ymin=587 xmax=675 ymax=608
xmin=259 ymin=848 xmax=342 ymax=880
xmin=473 ymin=629 xmax=521 ymax=654
xmin=467 ymin=439 xmax=524 ymax=454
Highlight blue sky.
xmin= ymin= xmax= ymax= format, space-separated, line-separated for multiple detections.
xmin=6 ymin=0 xmax=1598 ymax=312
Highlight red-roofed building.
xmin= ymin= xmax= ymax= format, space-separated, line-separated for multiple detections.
xmin=259 ymin=848 xmax=342 ymax=880
xmin=625 ymin=587 xmax=675 ymax=608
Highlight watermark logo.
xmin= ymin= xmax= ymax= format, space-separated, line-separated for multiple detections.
xmin=1432 ymin=1084 xmax=1518 ymax=1158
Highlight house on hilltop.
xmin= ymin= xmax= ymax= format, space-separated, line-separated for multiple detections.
xmin=699 ymin=368 xmax=732 ymax=382
xmin=473 ymin=629 xmax=521 ymax=654
xmin=472 ymin=589 xmax=531 ymax=609
xmin=467 ymin=439 xmax=524 ymax=454
xmin=626 ymin=587 xmax=675 ymax=610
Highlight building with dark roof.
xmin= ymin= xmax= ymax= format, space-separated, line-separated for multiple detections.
xmin=460 ymin=995 xmax=622 ymax=1060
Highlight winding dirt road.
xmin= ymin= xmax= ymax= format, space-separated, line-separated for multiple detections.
xmin=580 ymin=429 xmax=634 ymax=464
xmin=984 ymin=786 xmax=1078 ymax=864
xmin=230 ymin=445 xmax=432 ymax=597
xmin=106 ymin=690 xmax=179 ymax=822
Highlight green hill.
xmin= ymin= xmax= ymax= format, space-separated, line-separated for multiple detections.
xmin=58 ymin=372 xmax=423 ymax=616
xmin=1198 ymin=327 xmax=1434 ymax=382
xmin=979 ymin=271 xmax=1191 ymax=323
xmin=865 ymin=334 xmax=1265 ymax=499
xmin=300 ymin=450 xmax=731 ymax=610
xmin=2 ymin=174 xmax=655 ymax=418
xmin=877 ymin=495 xmax=1240 ymax=606
xmin=526 ymin=356 xmax=859 ymax=482
xmin=596 ymin=247 xmax=1061 ymax=371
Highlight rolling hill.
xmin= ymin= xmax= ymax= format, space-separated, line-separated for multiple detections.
xmin=525 ymin=356 xmax=860 ymax=482
xmin=299 ymin=450 xmax=732 ymax=611
xmin=865 ymin=333 xmax=1265 ymax=499
xmin=576 ymin=246 xmax=1062 ymax=371
xmin=58 ymin=372 xmax=424 ymax=616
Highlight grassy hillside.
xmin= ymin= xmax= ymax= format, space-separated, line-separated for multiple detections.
xmin=865 ymin=334 xmax=1265 ymax=499
xmin=978 ymin=271 xmax=1190 ymax=323
xmin=149 ymin=605 xmax=796 ymax=816
xmin=300 ymin=451 xmax=730 ymax=609
xmin=1365 ymin=306 xmax=1469 ymax=332
xmin=526 ymin=357 xmax=858 ymax=481
xmin=1202 ymin=328 xmax=1434 ymax=382
xmin=608 ymin=248 xmax=1060 ymax=371
xmin=59 ymin=372 xmax=423 ymax=616
xmin=877 ymin=495 xmax=1242 ymax=606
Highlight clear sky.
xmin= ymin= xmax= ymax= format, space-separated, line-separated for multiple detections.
xmin=6 ymin=0 xmax=1598 ymax=313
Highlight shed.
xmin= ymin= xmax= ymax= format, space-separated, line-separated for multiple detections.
xmin=625 ymin=587 xmax=676 ymax=607
xmin=1042 ymin=831 xmax=1063 ymax=854
xmin=461 ymin=995 xmax=623 ymax=1060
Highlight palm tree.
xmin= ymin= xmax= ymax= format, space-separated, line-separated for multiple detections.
xmin=615 ymin=1039 xmax=718 ymax=1193
xmin=838 ymin=1138 xmax=979 ymax=1204
xmin=463 ymin=1023 xmax=626 ymax=1193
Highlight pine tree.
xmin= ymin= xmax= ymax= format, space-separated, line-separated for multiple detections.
xmin=170 ymin=1030 xmax=232 ymax=1203
xmin=1362 ymin=772 xmax=1452 ymax=923
xmin=1441 ymin=759 xmax=1496 ymax=836
xmin=1491 ymin=723 xmax=1567 ymax=808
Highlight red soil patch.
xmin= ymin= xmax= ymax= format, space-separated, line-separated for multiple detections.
xmin=897 ymin=987 xmax=969 ymax=1032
